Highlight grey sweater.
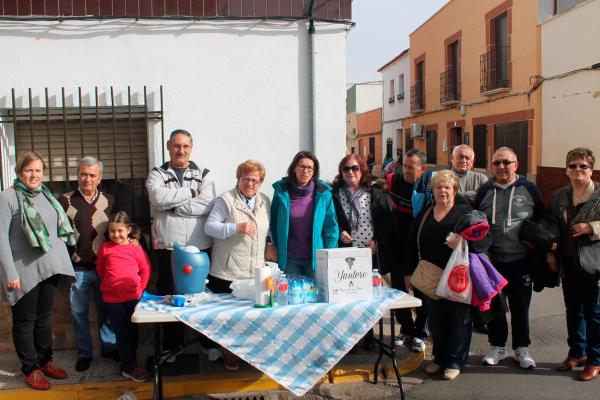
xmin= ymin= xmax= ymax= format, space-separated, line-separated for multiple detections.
xmin=0 ymin=188 xmax=75 ymax=306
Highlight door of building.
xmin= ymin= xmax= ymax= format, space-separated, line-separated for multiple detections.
xmin=494 ymin=121 xmax=528 ymax=176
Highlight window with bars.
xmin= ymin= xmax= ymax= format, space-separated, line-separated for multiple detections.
xmin=1 ymin=86 xmax=164 ymax=232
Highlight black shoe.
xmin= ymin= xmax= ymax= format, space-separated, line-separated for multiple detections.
xmin=75 ymin=357 xmax=92 ymax=372
xmin=101 ymin=350 xmax=120 ymax=362
xmin=473 ymin=320 xmax=488 ymax=334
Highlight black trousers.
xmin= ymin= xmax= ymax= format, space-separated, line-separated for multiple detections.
xmin=487 ymin=258 xmax=533 ymax=349
xmin=390 ymin=270 xmax=428 ymax=339
xmin=106 ymin=299 xmax=139 ymax=374
xmin=11 ymin=275 xmax=60 ymax=375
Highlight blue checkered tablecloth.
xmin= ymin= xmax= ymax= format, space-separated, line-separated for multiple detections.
xmin=138 ymin=287 xmax=405 ymax=396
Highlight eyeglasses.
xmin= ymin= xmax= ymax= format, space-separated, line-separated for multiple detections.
xmin=568 ymin=163 xmax=590 ymax=170
xmin=241 ymin=177 xmax=261 ymax=185
xmin=296 ymin=164 xmax=314 ymax=172
xmin=342 ymin=165 xmax=360 ymax=173
xmin=492 ymin=159 xmax=516 ymax=167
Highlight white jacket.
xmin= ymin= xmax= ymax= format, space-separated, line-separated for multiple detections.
xmin=146 ymin=161 xmax=216 ymax=250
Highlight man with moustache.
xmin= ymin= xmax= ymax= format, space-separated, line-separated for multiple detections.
xmin=147 ymin=129 xmax=216 ymax=361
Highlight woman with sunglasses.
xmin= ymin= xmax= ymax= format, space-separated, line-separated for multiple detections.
xmin=331 ymin=154 xmax=393 ymax=350
xmin=548 ymin=147 xmax=600 ymax=382
xmin=270 ymin=151 xmax=339 ymax=278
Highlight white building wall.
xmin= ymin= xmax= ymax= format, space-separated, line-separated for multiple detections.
xmin=355 ymin=83 xmax=382 ymax=114
xmin=0 ymin=19 xmax=347 ymax=194
xmin=381 ymin=53 xmax=411 ymax=158
xmin=540 ymin=0 xmax=600 ymax=167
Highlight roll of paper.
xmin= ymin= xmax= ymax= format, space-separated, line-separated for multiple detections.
xmin=254 ymin=267 xmax=271 ymax=306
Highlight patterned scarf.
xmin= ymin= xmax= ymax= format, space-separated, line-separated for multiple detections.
xmin=13 ymin=179 xmax=76 ymax=252
xmin=342 ymin=185 xmax=366 ymax=232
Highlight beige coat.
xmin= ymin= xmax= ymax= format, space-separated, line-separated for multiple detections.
xmin=209 ymin=189 xmax=270 ymax=281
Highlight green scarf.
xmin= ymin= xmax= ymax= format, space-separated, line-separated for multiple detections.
xmin=13 ymin=179 xmax=76 ymax=252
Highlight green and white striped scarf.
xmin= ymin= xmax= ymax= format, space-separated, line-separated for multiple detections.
xmin=13 ymin=179 xmax=76 ymax=252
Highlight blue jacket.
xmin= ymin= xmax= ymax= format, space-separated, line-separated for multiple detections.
xmin=270 ymin=178 xmax=339 ymax=270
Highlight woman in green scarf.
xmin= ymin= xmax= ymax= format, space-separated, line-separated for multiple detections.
xmin=0 ymin=151 xmax=76 ymax=390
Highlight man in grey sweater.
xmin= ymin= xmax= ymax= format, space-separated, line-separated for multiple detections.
xmin=451 ymin=144 xmax=488 ymax=204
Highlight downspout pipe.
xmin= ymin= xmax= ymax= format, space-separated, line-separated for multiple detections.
xmin=307 ymin=0 xmax=317 ymax=153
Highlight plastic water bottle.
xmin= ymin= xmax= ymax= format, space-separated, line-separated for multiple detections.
xmin=277 ymin=274 xmax=289 ymax=306
xmin=372 ymin=269 xmax=383 ymax=299
xmin=289 ymin=279 xmax=303 ymax=305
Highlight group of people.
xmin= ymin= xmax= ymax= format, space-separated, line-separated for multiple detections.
xmin=0 ymin=127 xmax=598 ymax=391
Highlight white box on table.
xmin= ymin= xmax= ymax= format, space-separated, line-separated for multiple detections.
xmin=316 ymin=247 xmax=372 ymax=303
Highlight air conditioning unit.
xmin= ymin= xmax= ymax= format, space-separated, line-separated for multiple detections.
xmin=410 ymin=123 xmax=424 ymax=139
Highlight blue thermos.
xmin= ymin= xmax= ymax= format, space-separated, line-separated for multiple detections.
xmin=171 ymin=243 xmax=210 ymax=294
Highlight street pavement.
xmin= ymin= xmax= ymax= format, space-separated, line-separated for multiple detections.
xmin=175 ymin=286 xmax=598 ymax=400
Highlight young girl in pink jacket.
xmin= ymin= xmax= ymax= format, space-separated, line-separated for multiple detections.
xmin=96 ymin=211 xmax=151 ymax=382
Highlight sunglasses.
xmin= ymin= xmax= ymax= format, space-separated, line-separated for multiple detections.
xmin=342 ymin=165 xmax=360 ymax=173
xmin=568 ymin=163 xmax=590 ymax=170
xmin=492 ymin=159 xmax=516 ymax=167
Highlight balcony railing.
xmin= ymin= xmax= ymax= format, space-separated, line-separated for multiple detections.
xmin=480 ymin=45 xmax=510 ymax=94
xmin=410 ymin=83 xmax=424 ymax=113
xmin=440 ymin=65 xmax=461 ymax=104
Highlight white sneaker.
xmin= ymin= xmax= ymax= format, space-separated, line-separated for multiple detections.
xmin=482 ymin=346 xmax=508 ymax=365
xmin=395 ymin=334 xmax=410 ymax=347
xmin=201 ymin=346 xmax=222 ymax=362
xmin=514 ymin=347 xmax=536 ymax=369
xmin=412 ymin=337 xmax=426 ymax=353
xmin=163 ymin=347 xmax=183 ymax=364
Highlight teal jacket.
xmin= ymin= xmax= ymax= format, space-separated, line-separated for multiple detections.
xmin=270 ymin=178 xmax=339 ymax=270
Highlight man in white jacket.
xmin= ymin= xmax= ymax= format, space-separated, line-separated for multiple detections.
xmin=146 ymin=129 xmax=216 ymax=359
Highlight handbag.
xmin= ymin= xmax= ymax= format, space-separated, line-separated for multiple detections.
xmin=410 ymin=207 xmax=443 ymax=300
xmin=576 ymin=235 xmax=600 ymax=275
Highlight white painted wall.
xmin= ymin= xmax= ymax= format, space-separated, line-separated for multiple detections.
xmin=540 ymin=0 xmax=600 ymax=166
xmin=355 ymin=83 xmax=382 ymax=114
xmin=380 ymin=52 xmax=411 ymax=157
xmin=0 ymin=19 xmax=348 ymax=194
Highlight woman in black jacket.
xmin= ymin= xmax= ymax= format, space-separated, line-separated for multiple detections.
xmin=548 ymin=147 xmax=600 ymax=382
xmin=331 ymin=154 xmax=393 ymax=351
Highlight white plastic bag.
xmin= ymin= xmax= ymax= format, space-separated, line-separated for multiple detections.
xmin=436 ymin=236 xmax=472 ymax=304
xmin=230 ymin=262 xmax=282 ymax=300
xmin=230 ymin=279 xmax=255 ymax=300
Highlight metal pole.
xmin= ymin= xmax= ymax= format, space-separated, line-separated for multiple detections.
xmin=127 ymin=86 xmax=136 ymax=218
xmin=62 ymin=87 xmax=69 ymax=183
xmin=160 ymin=85 xmax=165 ymax=164
xmin=45 ymin=88 xmax=53 ymax=185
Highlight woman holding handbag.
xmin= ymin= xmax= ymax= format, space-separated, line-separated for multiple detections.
xmin=332 ymin=154 xmax=392 ymax=351
xmin=404 ymin=170 xmax=491 ymax=380
xmin=548 ymin=147 xmax=600 ymax=381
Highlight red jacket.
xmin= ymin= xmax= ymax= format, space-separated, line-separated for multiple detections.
xmin=96 ymin=241 xmax=151 ymax=303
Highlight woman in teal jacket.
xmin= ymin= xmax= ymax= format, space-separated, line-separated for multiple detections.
xmin=270 ymin=151 xmax=339 ymax=277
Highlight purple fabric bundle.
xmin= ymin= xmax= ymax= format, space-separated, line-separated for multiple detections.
xmin=468 ymin=252 xmax=508 ymax=311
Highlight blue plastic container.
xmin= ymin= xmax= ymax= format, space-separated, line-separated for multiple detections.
xmin=171 ymin=243 xmax=210 ymax=294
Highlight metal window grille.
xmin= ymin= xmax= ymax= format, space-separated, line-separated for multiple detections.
xmin=0 ymin=85 xmax=164 ymax=233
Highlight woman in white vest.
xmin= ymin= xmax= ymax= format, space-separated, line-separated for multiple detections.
xmin=204 ymin=160 xmax=272 ymax=370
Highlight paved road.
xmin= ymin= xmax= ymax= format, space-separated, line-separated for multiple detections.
xmin=175 ymin=287 xmax=599 ymax=400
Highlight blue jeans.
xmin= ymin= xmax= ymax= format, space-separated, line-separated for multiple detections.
xmin=562 ymin=263 xmax=600 ymax=366
xmin=70 ymin=270 xmax=116 ymax=359
xmin=426 ymin=297 xmax=472 ymax=370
